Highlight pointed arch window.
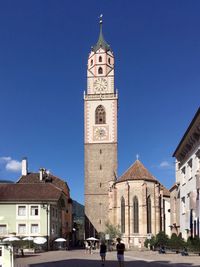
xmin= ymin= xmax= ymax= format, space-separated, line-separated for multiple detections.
xmin=108 ymin=58 xmax=111 ymax=65
xmin=147 ymin=195 xmax=152 ymax=233
xmin=133 ymin=196 xmax=139 ymax=233
xmin=90 ymin=59 xmax=93 ymax=66
xmin=99 ymin=56 xmax=102 ymax=62
xmin=95 ymin=105 xmax=106 ymax=124
xmin=121 ymin=197 xmax=125 ymax=233
xmin=98 ymin=67 xmax=103 ymax=74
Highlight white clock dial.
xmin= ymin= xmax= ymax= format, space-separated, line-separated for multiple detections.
xmin=94 ymin=126 xmax=108 ymax=140
xmin=93 ymin=78 xmax=108 ymax=93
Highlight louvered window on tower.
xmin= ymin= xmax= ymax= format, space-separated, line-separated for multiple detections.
xmin=95 ymin=105 xmax=106 ymax=124
xmin=99 ymin=56 xmax=102 ymax=62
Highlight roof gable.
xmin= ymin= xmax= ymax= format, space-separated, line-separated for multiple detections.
xmin=117 ymin=160 xmax=156 ymax=183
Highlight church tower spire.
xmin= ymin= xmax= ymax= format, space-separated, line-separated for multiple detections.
xmin=92 ymin=15 xmax=111 ymax=53
xmin=84 ymin=17 xmax=118 ymax=238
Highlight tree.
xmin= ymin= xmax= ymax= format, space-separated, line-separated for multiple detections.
xmin=104 ymin=221 xmax=122 ymax=241
xmin=187 ymin=236 xmax=200 ymax=252
xmin=144 ymin=235 xmax=156 ymax=250
xmin=168 ymin=233 xmax=185 ymax=251
xmin=155 ymin=231 xmax=169 ymax=248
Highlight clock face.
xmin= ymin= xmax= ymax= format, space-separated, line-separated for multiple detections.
xmin=93 ymin=126 xmax=108 ymax=140
xmin=93 ymin=78 xmax=108 ymax=93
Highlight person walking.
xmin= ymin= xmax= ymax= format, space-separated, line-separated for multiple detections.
xmin=100 ymin=241 xmax=107 ymax=266
xmin=116 ymin=238 xmax=125 ymax=267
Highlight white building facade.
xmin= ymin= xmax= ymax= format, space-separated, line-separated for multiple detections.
xmin=173 ymin=108 xmax=200 ymax=239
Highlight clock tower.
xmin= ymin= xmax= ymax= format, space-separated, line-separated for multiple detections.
xmin=84 ymin=17 xmax=118 ymax=237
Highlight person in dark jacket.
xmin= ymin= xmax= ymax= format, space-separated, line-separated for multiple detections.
xmin=116 ymin=238 xmax=125 ymax=267
xmin=100 ymin=241 xmax=107 ymax=266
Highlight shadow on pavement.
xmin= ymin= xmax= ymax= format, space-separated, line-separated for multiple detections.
xmin=26 ymin=259 xmax=194 ymax=267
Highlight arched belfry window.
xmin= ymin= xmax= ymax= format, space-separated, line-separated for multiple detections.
xmin=121 ymin=197 xmax=125 ymax=233
xmin=99 ymin=56 xmax=102 ymax=62
xmin=95 ymin=105 xmax=106 ymax=124
xmin=108 ymin=58 xmax=111 ymax=65
xmin=98 ymin=67 xmax=103 ymax=74
xmin=147 ymin=195 xmax=152 ymax=233
xmin=133 ymin=196 xmax=139 ymax=233
xmin=90 ymin=59 xmax=93 ymax=66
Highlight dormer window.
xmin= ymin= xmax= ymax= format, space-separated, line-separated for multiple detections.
xmin=99 ymin=56 xmax=102 ymax=62
xmin=98 ymin=67 xmax=103 ymax=74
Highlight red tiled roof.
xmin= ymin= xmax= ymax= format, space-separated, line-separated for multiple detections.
xmin=0 ymin=183 xmax=62 ymax=201
xmin=117 ymin=160 xmax=170 ymax=197
xmin=161 ymin=185 xmax=170 ymax=197
xmin=17 ymin=173 xmax=69 ymax=196
xmin=117 ymin=160 xmax=156 ymax=182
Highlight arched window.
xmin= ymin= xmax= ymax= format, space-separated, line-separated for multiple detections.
xmin=121 ymin=197 xmax=125 ymax=233
xmin=133 ymin=196 xmax=139 ymax=233
xmin=98 ymin=67 xmax=103 ymax=74
xmin=147 ymin=195 xmax=152 ymax=233
xmin=95 ymin=105 xmax=106 ymax=124
xmin=99 ymin=56 xmax=102 ymax=62
xmin=91 ymin=59 xmax=93 ymax=66
xmin=108 ymin=57 xmax=111 ymax=65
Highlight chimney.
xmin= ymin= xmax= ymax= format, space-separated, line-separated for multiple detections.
xmin=22 ymin=157 xmax=28 ymax=176
xmin=39 ymin=168 xmax=46 ymax=181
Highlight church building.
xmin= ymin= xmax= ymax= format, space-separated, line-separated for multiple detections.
xmin=84 ymin=18 xmax=170 ymax=247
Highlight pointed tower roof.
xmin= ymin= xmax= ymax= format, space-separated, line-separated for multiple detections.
xmin=117 ymin=160 xmax=157 ymax=183
xmin=92 ymin=15 xmax=111 ymax=52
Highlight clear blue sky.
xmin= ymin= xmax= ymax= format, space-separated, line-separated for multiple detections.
xmin=0 ymin=1 xmax=199 ymax=204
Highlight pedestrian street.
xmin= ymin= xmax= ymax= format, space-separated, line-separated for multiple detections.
xmin=14 ymin=249 xmax=200 ymax=267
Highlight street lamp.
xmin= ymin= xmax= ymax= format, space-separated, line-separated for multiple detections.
xmin=42 ymin=203 xmax=49 ymax=251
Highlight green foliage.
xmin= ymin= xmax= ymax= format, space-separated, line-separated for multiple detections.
xmin=144 ymin=235 xmax=156 ymax=249
xmin=168 ymin=233 xmax=185 ymax=250
xmin=186 ymin=237 xmax=200 ymax=251
xmin=104 ymin=221 xmax=122 ymax=241
xmin=155 ymin=231 xmax=169 ymax=247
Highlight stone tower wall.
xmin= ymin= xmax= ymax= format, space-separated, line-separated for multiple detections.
xmin=85 ymin=143 xmax=117 ymax=235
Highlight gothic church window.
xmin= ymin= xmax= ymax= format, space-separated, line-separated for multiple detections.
xmin=108 ymin=58 xmax=111 ymax=64
xmin=98 ymin=67 xmax=103 ymax=74
xmin=133 ymin=196 xmax=139 ymax=233
xmin=121 ymin=197 xmax=125 ymax=233
xmin=147 ymin=195 xmax=152 ymax=233
xmin=99 ymin=56 xmax=102 ymax=62
xmin=91 ymin=59 xmax=93 ymax=66
xmin=95 ymin=105 xmax=106 ymax=124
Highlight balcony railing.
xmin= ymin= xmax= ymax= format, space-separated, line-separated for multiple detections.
xmin=84 ymin=92 xmax=118 ymax=100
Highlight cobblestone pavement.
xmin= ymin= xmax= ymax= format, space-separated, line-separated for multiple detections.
xmin=14 ymin=249 xmax=200 ymax=267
